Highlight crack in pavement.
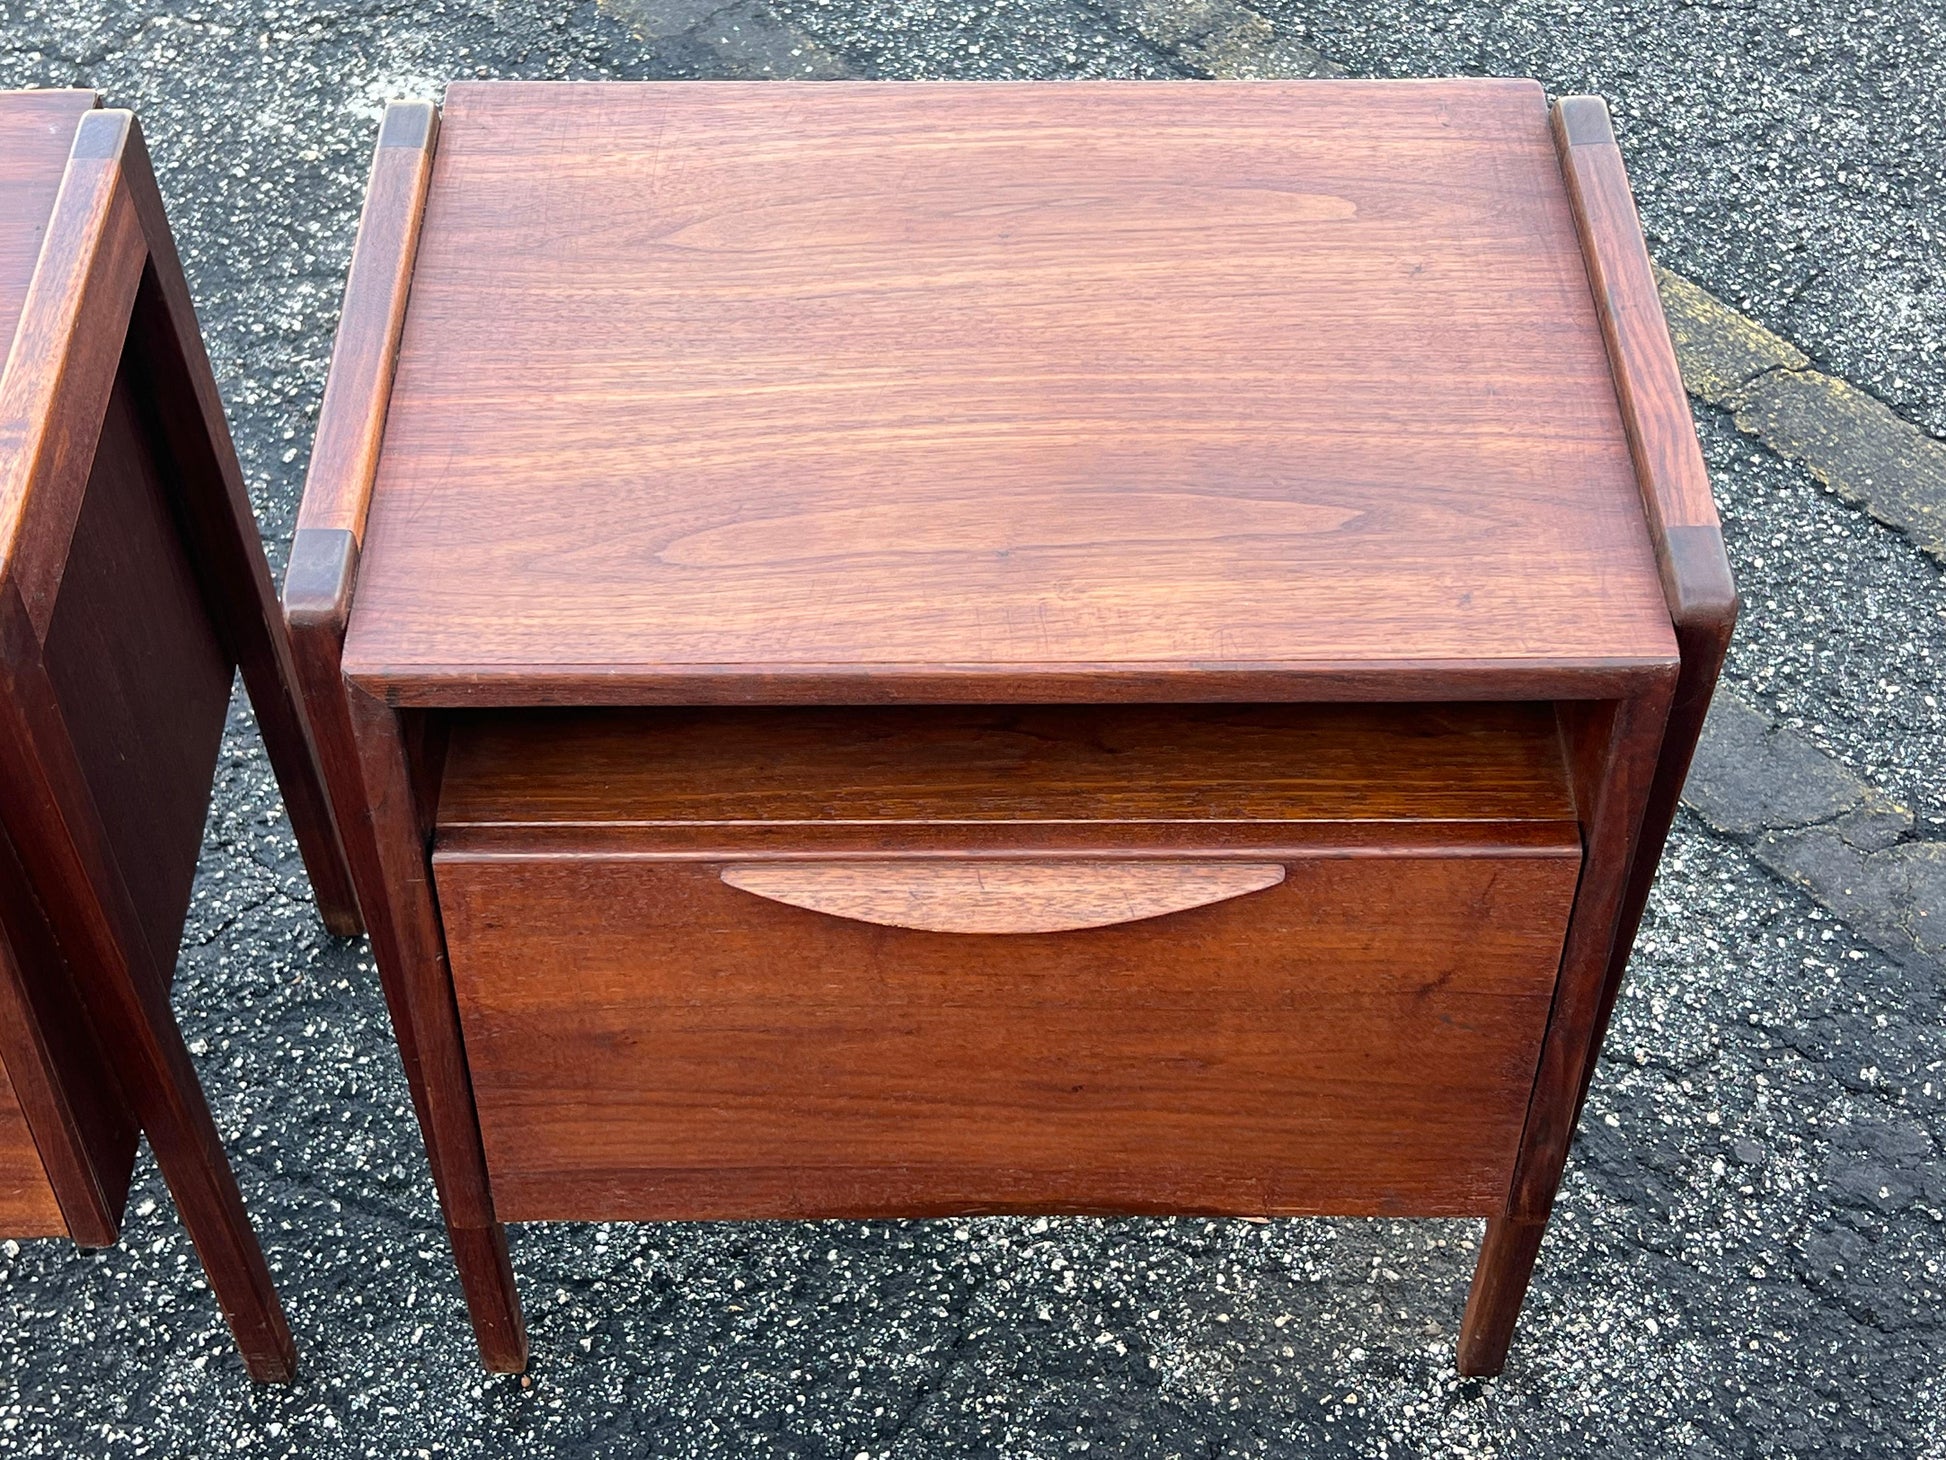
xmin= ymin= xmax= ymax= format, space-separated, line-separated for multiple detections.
xmin=1081 ymin=0 xmax=1342 ymax=78
xmin=1657 ymin=265 xmax=1946 ymax=561
xmin=599 ymin=0 xmax=851 ymax=75
xmin=1684 ymin=692 xmax=1944 ymax=971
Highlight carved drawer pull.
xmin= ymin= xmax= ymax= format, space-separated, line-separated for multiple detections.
xmin=719 ymin=860 xmax=1286 ymax=934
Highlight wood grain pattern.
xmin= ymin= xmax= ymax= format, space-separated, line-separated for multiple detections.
xmin=290 ymin=415 xmax=526 ymax=1371
xmin=1506 ymin=688 xmax=1672 ymax=1216
xmin=1548 ymin=108 xmax=1735 ymax=1390
xmin=339 ymin=80 xmax=1676 ymax=705
xmin=0 ymin=1050 xmax=63 ymax=1237
xmin=437 ymin=702 xmax=1577 ymax=831
xmin=279 ymin=99 xmax=441 ymax=949
xmin=1553 ymin=96 xmax=1738 ymax=1136
xmin=1457 ymin=680 xmax=1677 ymax=1375
xmin=288 ymin=573 xmax=530 ymax=1370
xmin=297 ymin=81 xmax=1716 ymax=1373
xmin=343 ymin=686 xmax=526 ymax=1372
xmin=437 ymin=847 xmax=1579 ymax=1222
xmin=0 ymin=91 xmax=95 ymax=365
xmin=0 ymin=94 xmax=311 ymax=1378
xmin=297 ymin=101 xmax=438 ymax=543
xmin=41 ymin=362 xmax=232 ymax=981
xmin=1458 ymin=1215 xmax=1547 ymax=1376
xmin=435 ymin=699 xmax=1579 ymax=1222
xmin=281 ymin=102 xmax=440 ymax=931
xmin=1553 ymin=97 xmax=1722 ymax=542
xmin=0 ymin=108 xmax=146 ymax=636
xmin=114 ymin=130 xmax=362 ymax=937
xmin=719 ymin=859 xmax=1287 ymax=933
xmin=0 ymin=596 xmax=294 ymax=1379
xmin=0 ymin=813 xmax=129 ymax=1244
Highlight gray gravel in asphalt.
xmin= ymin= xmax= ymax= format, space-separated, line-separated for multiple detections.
xmin=0 ymin=0 xmax=1941 ymax=1455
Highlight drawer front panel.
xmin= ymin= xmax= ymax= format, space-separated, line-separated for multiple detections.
xmin=436 ymin=850 xmax=1579 ymax=1222
xmin=0 ymin=1056 xmax=63 ymax=1238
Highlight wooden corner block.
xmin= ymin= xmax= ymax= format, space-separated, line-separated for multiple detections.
xmin=283 ymin=527 xmax=361 ymax=636
xmin=1553 ymin=93 xmax=1616 ymax=150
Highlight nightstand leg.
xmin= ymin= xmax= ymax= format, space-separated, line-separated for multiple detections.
xmin=1471 ymin=689 xmax=1674 ymax=1374
xmin=450 ymin=1223 xmax=527 ymax=1371
xmin=330 ymin=680 xmax=528 ymax=1371
xmin=0 ymin=653 xmax=296 ymax=1382
xmin=1457 ymin=1216 xmax=1546 ymax=1376
xmin=140 ymin=1017 xmax=299 ymax=1384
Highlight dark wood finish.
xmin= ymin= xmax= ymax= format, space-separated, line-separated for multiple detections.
xmin=116 ymin=115 xmax=361 ymax=935
xmin=1553 ymin=95 xmax=1739 ymax=1119
xmin=1451 ymin=101 xmax=1744 ymax=1374
xmin=295 ymin=81 xmax=1732 ymax=1376
xmin=0 ymin=100 xmax=294 ymax=1381
xmin=436 ymin=702 xmax=1579 ymax=1221
xmin=0 ymin=91 xmax=97 ymax=365
xmin=448 ymin=1222 xmax=525 ymax=1368
xmin=0 ymin=605 xmax=296 ymax=1380
xmin=1455 ymin=685 xmax=1673 ymax=1372
xmin=295 ymin=101 xmax=438 ymax=547
xmin=7 ymin=345 xmax=232 ymax=1249
xmin=442 ymin=852 xmax=1576 ymax=1221
xmin=0 ymin=917 xmax=66 ymax=1236
xmin=1458 ymin=1216 xmax=1547 ymax=1376
xmin=341 ymin=80 xmax=1675 ymax=707
xmin=439 ymin=702 xmax=1578 ymax=829
xmin=1442 ymin=98 xmax=1742 ymax=1377
xmin=0 ymin=922 xmax=76 ymax=1239
xmin=41 ymin=363 xmax=233 ymax=976
xmin=282 ymin=100 xmax=467 ymax=1323
xmin=343 ymin=685 xmax=525 ymax=1372
xmin=0 ymin=817 xmax=131 ymax=1244
xmin=0 ymin=92 xmax=364 ymax=1380
xmin=1553 ymin=98 xmax=1727 ymax=555
xmin=280 ymin=105 xmax=505 ymax=1360
xmin=0 ymin=111 xmax=147 ymax=633
xmin=283 ymin=101 xmax=520 ymax=1359
xmin=0 ymin=1057 xmax=62 ymax=1236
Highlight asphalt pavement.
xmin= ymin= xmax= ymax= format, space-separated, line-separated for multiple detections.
xmin=0 ymin=1 xmax=1940 ymax=1455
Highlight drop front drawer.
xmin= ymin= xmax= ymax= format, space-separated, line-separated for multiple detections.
xmin=432 ymin=705 xmax=1583 ymax=1224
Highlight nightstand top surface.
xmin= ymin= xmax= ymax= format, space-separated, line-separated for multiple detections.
xmin=0 ymin=91 xmax=96 ymax=380
xmin=343 ymin=80 xmax=1678 ymax=703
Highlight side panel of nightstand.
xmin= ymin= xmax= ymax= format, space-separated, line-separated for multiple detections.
xmin=0 ymin=344 xmax=242 ymax=1247
xmin=0 ymin=104 xmax=319 ymax=1378
xmin=0 ymin=818 xmax=132 ymax=1245
xmin=0 ymin=291 xmax=249 ymax=1251
xmin=42 ymin=362 xmax=234 ymax=988
xmin=0 ymin=1056 xmax=63 ymax=1236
